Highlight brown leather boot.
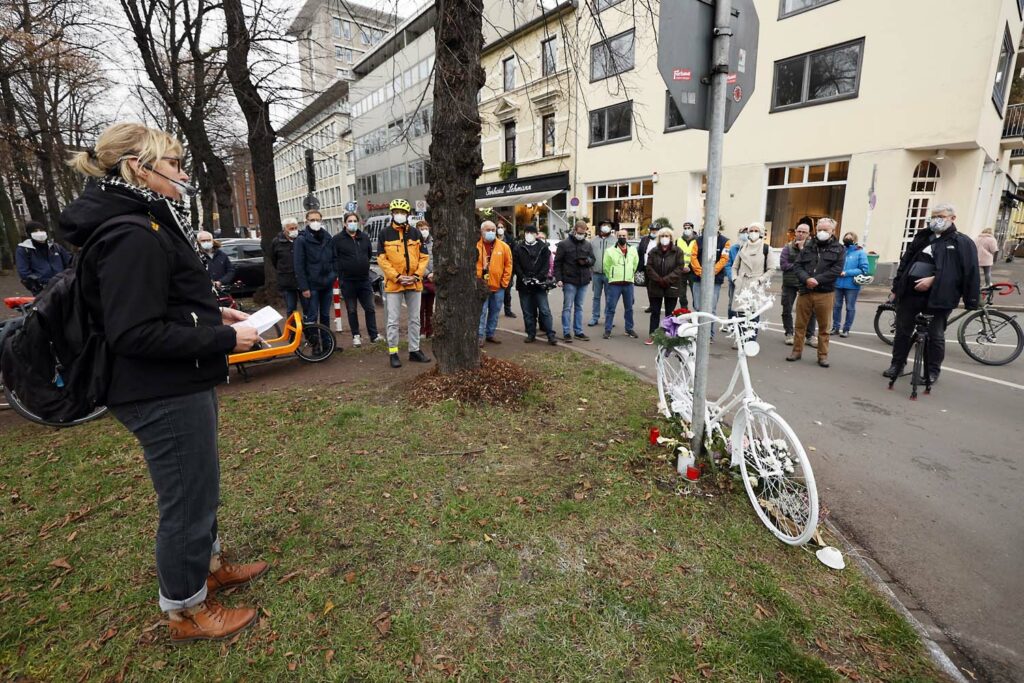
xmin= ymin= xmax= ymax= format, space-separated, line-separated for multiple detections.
xmin=207 ymin=557 xmax=269 ymax=594
xmin=168 ymin=598 xmax=257 ymax=643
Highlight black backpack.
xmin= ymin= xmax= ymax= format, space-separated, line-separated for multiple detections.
xmin=0 ymin=215 xmax=150 ymax=425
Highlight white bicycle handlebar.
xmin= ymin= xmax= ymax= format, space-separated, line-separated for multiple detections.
xmin=678 ymin=300 xmax=774 ymax=328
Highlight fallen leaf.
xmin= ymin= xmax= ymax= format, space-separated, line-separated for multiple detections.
xmin=66 ymin=531 xmax=78 ymax=543
xmin=573 ymin=492 xmax=585 ymax=501
xmin=382 ymin=493 xmax=391 ymax=499
xmin=98 ymin=627 xmax=117 ymax=645
xmin=483 ymin=534 xmax=494 ymax=543
xmin=287 ymin=661 xmax=297 ymax=671
xmin=343 ymin=571 xmax=356 ymax=584
xmin=325 ymin=649 xmax=335 ymax=664
xmin=372 ymin=611 xmax=391 ymax=637
xmin=276 ymin=571 xmax=301 ymax=585
xmin=408 ymin=564 xmax=423 ymax=574
xmin=151 ymin=660 xmax=167 ymax=671
xmin=48 ymin=558 xmax=72 ymax=571
xmin=323 ymin=600 xmax=335 ymax=616
xmin=755 ymin=603 xmax=771 ymax=619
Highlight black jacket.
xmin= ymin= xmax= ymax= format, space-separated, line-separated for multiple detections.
xmin=645 ymin=244 xmax=686 ymax=298
xmin=553 ymin=237 xmax=595 ymax=286
xmin=206 ymin=249 xmax=235 ymax=286
xmin=513 ymin=240 xmax=552 ymax=291
xmin=59 ymin=181 xmax=235 ymax=406
xmin=293 ymin=227 xmax=336 ymax=291
xmin=893 ymin=225 xmax=980 ymax=310
xmin=637 ymin=235 xmax=653 ymax=271
xmin=269 ymin=232 xmax=298 ymax=289
xmin=794 ymin=237 xmax=844 ymax=294
xmin=332 ymin=230 xmax=373 ymax=281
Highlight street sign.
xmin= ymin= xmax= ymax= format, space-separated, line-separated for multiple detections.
xmin=415 ymin=200 xmax=427 ymax=212
xmin=658 ymin=0 xmax=759 ymax=132
xmin=345 ymin=201 xmax=357 ymax=212
xmin=302 ymin=193 xmax=320 ymax=211
xmin=569 ymin=196 xmax=580 ymax=207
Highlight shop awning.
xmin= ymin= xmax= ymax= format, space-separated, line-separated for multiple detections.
xmin=475 ymin=189 xmax=561 ymax=209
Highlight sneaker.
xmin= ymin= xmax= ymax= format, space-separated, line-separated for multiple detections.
xmin=168 ymin=598 xmax=257 ymax=643
xmin=643 ymin=306 xmax=652 ymax=313
xmin=409 ymin=350 xmax=431 ymax=363
xmin=602 ymin=331 xmax=611 ymax=339
xmin=390 ymin=353 xmax=402 ymax=368
xmin=807 ymin=337 xmax=818 ymax=348
xmin=524 ymin=336 xmax=536 ymax=343
xmin=352 ymin=334 xmax=362 ymax=348
xmin=547 ymin=336 xmax=558 ymax=346
xmin=784 ymin=335 xmax=794 ymax=345
xmin=830 ymin=327 xmax=839 ymax=335
xmin=505 ymin=311 xmax=517 ymax=319
xmin=486 ymin=337 xmax=501 ymax=344
xmin=478 ymin=338 xmax=485 ymax=348
xmin=625 ymin=330 xmax=638 ymax=339
xmin=574 ymin=333 xmax=590 ymax=341
xmin=587 ymin=319 xmax=599 ymax=327
xmin=372 ymin=335 xmax=385 ymax=344
xmin=562 ymin=334 xmax=573 ymax=343
xmin=839 ymin=330 xmax=849 ymax=338
xmin=644 ymin=337 xmax=654 ymax=345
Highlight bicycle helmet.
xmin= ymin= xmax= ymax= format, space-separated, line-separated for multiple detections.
xmin=853 ymin=274 xmax=874 ymax=286
xmin=389 ymin=198 xmax=412 ymax=212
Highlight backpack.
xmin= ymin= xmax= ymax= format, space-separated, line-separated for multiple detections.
xmin=0 ymin=215 xmax=150 ymax=425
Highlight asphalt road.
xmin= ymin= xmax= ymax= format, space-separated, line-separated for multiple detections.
xmin=498 ymin=277 xmax=1023 ymax=682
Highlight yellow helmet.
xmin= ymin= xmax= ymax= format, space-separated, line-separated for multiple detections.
xmin=389 ymin=198 xmax=412 ymax=212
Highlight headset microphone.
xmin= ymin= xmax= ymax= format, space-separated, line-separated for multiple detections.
xmin=142 ymin=162 xmax=199 ymax=198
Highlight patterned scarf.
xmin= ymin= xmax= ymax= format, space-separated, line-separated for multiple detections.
xmin=97 ymin=175 xmax=207 ymax=265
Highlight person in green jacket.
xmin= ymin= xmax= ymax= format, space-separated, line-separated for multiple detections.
xmin=602 ymin=228 xmax=640 ymax=339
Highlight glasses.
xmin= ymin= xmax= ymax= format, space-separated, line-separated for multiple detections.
xmin=160 ymin=157 xmax=182 ymax=171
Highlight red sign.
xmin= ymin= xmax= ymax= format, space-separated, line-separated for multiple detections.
xmin=732 ymin=86 xmax=743 ymax=102
xmin=366 ymin=201 xmax=389 ymax=211
xmin=672 ymin=68 xmax=692 ymax=81
xmin=726 ymin=73 xmax=737 ymax=84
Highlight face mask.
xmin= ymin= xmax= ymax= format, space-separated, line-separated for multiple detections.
xmin=817 ymin=230 xmax=830 ymax=242
xmin=420 ymin=229 xmax=429 ymax=239
xmin=346 ymin=222 xmax=359 ymax=233
xmin=525 ymin=234 xmax=537 ymax=244
xmin=286 ymin=229 xmax=298 ymax=239
xmin=747 ymin=233 xmax=760 ymax=242
xmin=30 ymin=231 xmax=47 ymax=242
xmin=574 ymin=233 xmax=586 ymax=241
xmin=393 ymin=213 xmax=408 ymax=225
xmin=497 ymin=229 xmax=505 ymax=237
xmin=200 ymin=241 xmax=213 ymax=250
xmin=739 ymin=233 xmax=749 ymax=243
xmin=308 ymin=221 xmax=322 ymax=231
xmin=843 ymin=238 xmax=854 ymax=246
xmin=659 ymin=237 xmax=671 ymax=247
xmin=683 ymin=229 xmax=694 ymax=238
xmin=929 ymin=218 xmax=946 ymax=232
xmin=617 ymin=237 xmax=627 ymax=246
xmin=483 ymin=231 xmax=496 ymax=242
xmin=600 ymin=226 xmax=611 ymax=235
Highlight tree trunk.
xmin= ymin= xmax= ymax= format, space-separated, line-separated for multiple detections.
xmin=0 ymin=77 xmax=45 ymax=222
xmin=0 ymin=174 xmax=18 ymax=269
xmin=427 ymin=0 xmax=487 ymax=374
xmin=221 ymin=0 xmax=282 ymax=304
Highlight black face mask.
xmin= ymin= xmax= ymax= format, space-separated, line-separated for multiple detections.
xmin=617 ymin=237 xmax=627 ymax=246
xmin=843 ymin=238 xmax=854 ymax=246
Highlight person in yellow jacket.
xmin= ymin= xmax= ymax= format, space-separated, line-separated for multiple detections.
xmin=675 ymin=220 xmax=699 ymax=307
xmin=689 ymin=226 xmax=731 ymax=341
xmin=476 ymin=220 xmax=513 ymax=346
xmin=376 ymin=198 xmax=431 ymax=368
xmin=601 ymin=228 xmax=640 ymax=340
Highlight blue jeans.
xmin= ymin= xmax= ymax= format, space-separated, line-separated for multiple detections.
xmin=109 ymin=389 xmax=221 ymax=612
xmin=478 ymin=289 xmax=504 ymax=339
xmin=604 ymin=283 xmax=635 ymax=333
xmin=562 ymin=283 xmax=588 ymax=335
xmin=519 ymin=289 xmax=554 ymax=338
xmin=280 ymin=288 xmax=301 ymax=318
xmin=832 ymin=287 xmax=860 ymax=331
xmin=692 ymin=280 xmax=723 ymax=338
xmin=590 ymin=273 xmax=608 ymax=322
xmin=304 ymin=288 xmax=333 ymax=345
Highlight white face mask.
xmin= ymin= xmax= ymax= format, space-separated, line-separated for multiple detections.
xmin=525 ymin=233 xmax=537 ymax=244
xmin=483 ymin=231 xmax=496 ymax=242
xmin=200 ymin=240 xmax=213 ymax=250
xmin=308 ymin=221 xmax=322 ymax=231
xmin=497 ymin=229 xmax=505 ymax=237
xmin=682 ymin=229 xmax=694 ymax=238
xmin=30 ymin=231 xmax=47 ymax=242
xmin=393 ymin=213 xmax=408 ymax=225
xmin=600 ymin=226 xmax=611 ymax=235
xmin=659 ymin=237 xmax=671 ymax=246
xmin=817 ymin=230 xmax=831 ymax=242
xmin=929 ymin=218 xmax=947 ymax=232
xmin=574 ymin=233 xmax=587 ymax=241
xmin=747 ymin=232 xmax=760 ymax=242
xmin=286 ymin=229 xmax=298 ymax=239
xmin=346 ymin=222 xmax=359 ymax=233
xmin=420 ymin=229 xmax=429 ymax=238
xmin=739 ymin=233 xmax=748 ymax=243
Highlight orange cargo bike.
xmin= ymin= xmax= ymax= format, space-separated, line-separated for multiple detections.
xmin=228 ymin=311 xmax=335 ymax=380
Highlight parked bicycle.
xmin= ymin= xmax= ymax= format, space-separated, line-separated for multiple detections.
xmin=874 ymin=282 xmax=1023 ymax=366
xmin=228 ymin=311 xmax=335 ymax=381
xmin=656 ymin=300 xmax=819 ymax=546
xmin=0 ymin=297 xmax=109 ymax=427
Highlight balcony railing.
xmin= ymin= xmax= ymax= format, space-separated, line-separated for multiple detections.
xmin=1004 ymin=103 xmax=1024 ymax=138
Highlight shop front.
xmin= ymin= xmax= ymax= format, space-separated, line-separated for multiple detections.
xmin=475 ymin=171 xmax=571 ymax=240
xmin=763 ymin=158 xmax=849 ymax=247
xmin=585 ymin=178 xmax=655 ymax=239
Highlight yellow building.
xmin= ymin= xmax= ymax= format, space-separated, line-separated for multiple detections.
xmin=477 ymin=0 xmax=579 ymax=238
xmin=569 ymin=0 xmax=1024 ymax=266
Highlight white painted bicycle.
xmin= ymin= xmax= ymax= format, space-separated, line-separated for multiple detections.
xmin=656 ymin=299 xmax=819 ymax=546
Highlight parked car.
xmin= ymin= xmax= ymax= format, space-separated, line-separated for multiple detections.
xmin=216 ymin=238 xmax=264 ymax=297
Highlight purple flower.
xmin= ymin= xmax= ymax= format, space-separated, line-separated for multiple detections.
xmin=660 ymin=315 xmax=680 ymax=336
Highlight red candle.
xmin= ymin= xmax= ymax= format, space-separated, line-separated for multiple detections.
xmin=685 ymin=465 xmax=700 ymax=481
xmin=649 ymin=427 xmax=660 ymax=445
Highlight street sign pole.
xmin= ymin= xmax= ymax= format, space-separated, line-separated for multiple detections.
xmin=691 ymin=0 xmax=733 ymax=459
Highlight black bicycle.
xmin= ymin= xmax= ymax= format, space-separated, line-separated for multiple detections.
xmin=887 ymin=313 xmax=934 ymax=400
xmin=874 ymin=282 xmax=1023 ymax=366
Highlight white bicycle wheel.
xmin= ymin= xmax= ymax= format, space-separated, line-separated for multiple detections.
xmin=656 ymin=346 xmax=694 ymax=421
xmin=736 ymin=406 xmax=818 ymax=546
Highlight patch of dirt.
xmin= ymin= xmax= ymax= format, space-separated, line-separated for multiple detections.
xmin=408 ymin=355 xmax=538 ymax=408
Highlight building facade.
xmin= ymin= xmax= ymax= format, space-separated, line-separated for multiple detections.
xmin=274 ymin=80 xmax=353 ymax=234
xmin=350 ymin=3 xmax=436 ymax=219
xmin=476 ymin=0 xmax=579 ymax=239
xmin=570 ymin=0 xmax=1024 ymax=263
xmin=226 ymin=146 xmax=260 ymax=237
xmin=288 ymin=0 xmax=398 ymax=101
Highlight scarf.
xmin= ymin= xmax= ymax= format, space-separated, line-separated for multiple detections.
xmin=98 ymin=175 xmax=206 ymax=265
xmin=737 ymin=239 xmax=766 ymax=279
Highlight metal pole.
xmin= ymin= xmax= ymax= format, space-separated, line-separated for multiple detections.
xmin=690 ymin=0 xmax=733 ymax=458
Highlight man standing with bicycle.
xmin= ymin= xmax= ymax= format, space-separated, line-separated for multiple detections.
xmin=883 ymin=203 xmax=979 ymax=383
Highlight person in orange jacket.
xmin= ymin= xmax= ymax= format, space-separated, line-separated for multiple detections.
xmin=476 ymin=220 xmax=513 ymax=346
xmin=690 ymin=226 xmax=731 ymax=341
xmin=376 ymin=198 xmax=431 ymax=368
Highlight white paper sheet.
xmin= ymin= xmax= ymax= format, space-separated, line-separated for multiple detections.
xmin=242 ymin=306 xmax=283 ymax=335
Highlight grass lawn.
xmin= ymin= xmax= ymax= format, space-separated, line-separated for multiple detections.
xmin=0 ymin=351 xmax=944 ymax=681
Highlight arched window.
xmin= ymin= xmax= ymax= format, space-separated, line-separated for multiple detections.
xmin=901 ymin=161 xmax=940 ymax=255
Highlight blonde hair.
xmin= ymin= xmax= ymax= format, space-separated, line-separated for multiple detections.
xmin=980 ymin=227 xmax=993 ymax=235
xmin=68 ymin=122 xmax=183 ymax=188
xmin=656 ymin=227 xmax=674 ymax=239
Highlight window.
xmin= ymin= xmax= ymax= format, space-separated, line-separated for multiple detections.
xmin=343 ymin=20 xmax=352 ymax=39
xmin=336 ymin=68 xmax=351 ymax=80
xmin=591 ymin=30 xmax=634 ymax=81
xmin=361 ymin=27 xmax=371 ymax=45
xmin=332 ymin=17 xmax=342 ymax=37
xmin=665 ymin=91 xmax=685 ymax=131
xmin=1019 ymin=0 xmax=1024 ymax=19
xmin=778 ymin=0 xmax=840 ymax=19
xmin=542 ymin=114 xmax=556 ymax=157
xmin=503 ymin=57 xmax=516 ymax=91
xmin=901 ymin=161 xmax=941 ymax=255
xmin=390 ymin=165 xmax=407 ymax=191
xmin=589 ymin=101 xmax=632 ymax=146
xmin=541 ymin=37 xmax=558 ymax=77
xmin=771 ymin=38 xmax=864 ymax=112
xmin=408 ymin=159 xmax=426 ymax=186
xmin=504 ymin=121 xmax=517 ymax=162
xmin=336 ymin=46 xmax=352 ymax=62
xmin=593 ymin=0 xmax=625 ymax=11
xmin=993 ymin=26 xmax=1014 ymax=113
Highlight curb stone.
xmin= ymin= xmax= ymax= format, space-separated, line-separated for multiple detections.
xmin=496 ymin=323 xmax=976 ymax=682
